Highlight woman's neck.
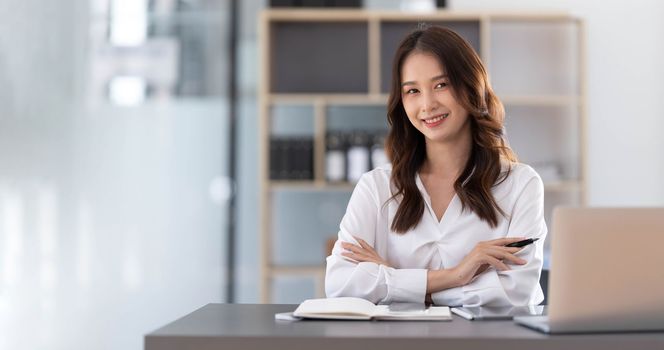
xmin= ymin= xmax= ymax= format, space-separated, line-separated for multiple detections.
xmin=421 ymin=132 xmax=472 ymax=181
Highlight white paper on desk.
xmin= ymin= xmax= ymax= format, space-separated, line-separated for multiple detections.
xmin=275 ymin=312 xmax=302 ymax=321
xmin=373 ymin=305 xmax=452 ymax=321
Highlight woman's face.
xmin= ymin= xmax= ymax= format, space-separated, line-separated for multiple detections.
xmin=400 ymin=51 xmax=470 ymax=145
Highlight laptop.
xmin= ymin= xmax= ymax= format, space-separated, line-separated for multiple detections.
xmin=514 ymin=207 xmax=664 ymax=333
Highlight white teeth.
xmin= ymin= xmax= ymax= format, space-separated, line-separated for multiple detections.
xmin=424 ymin=113 xmax=449 ymax=124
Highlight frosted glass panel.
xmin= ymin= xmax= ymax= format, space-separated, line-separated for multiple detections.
xmin=0 ymin=102 xmax=228 ymax=350
xmin=0 ymin=1 xmax=231 ymax=350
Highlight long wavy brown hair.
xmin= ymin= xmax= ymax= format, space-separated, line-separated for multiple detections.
xmin=385 ymin=25 xmax=517 ymax=233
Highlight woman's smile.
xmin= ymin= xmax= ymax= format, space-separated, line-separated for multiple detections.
xmin=422 ymin=113 xmax=449 ymax=127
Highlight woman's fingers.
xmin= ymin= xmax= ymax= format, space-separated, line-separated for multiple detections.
xmin=342 ymin=241 xmax=374 ymax=255
xmin=341 ymin=241 xmax=361 ymax=253
xmin=341 ymin=238 xmax=390 ymax=267
xmin=340 ymin=251 xmax=357 ymax=261
xmin=485 ymin=247 xmax=527 ymax=265
xmin=456 ymin=238 xmax=531 ymax=284
xmin=341 ymin=251 xmax=380 ymax=265
xmin=353 ymin=236 xmax=376 ymax=252
xmin=341 ymin=241 xmax=377 ymax=260
xmin=344 ymin=238 xmax=378 ymax=257
xmin=482 ymin=255 xmax=510 ymax=271
xmin=341 ymin=251 xmax=365 ymax=260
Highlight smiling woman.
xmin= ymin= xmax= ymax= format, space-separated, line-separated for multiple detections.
xmin=325 ymin=25 xmax=547 ymax=307
xmin=389 ymin=26 xmax=516 ymax=232
xmin=400 ymin=59 xmax=467 ymax=147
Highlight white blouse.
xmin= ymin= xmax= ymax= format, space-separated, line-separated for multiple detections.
xmin=325 ymin=163 xmax=546 ymax=307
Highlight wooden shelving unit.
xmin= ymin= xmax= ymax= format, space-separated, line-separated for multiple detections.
xmin=259 ymin=9 xmax=586 ymax=303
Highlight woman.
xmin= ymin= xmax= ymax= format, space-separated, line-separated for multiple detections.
xmin=325 ymin=25 xmax=546 ymax=307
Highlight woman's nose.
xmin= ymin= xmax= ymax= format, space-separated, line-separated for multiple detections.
xmin=421 ymin=91 xmax=439 ymax=113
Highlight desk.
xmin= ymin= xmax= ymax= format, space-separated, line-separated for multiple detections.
xmin=145 ymin=303 xmax=664 ymax=350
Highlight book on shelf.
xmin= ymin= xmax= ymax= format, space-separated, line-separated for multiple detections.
xmin=269 ymin=137 xmax=314 ymax=180
xmin=276 ymin=297 xmax=451 ymax=321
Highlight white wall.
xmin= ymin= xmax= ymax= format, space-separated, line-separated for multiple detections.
xmin=451 ymin=0 xmax=664 ymax=205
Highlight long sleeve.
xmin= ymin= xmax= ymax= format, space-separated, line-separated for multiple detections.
xmin=431 ymin=172 xmax=547 ymax=307
xmin=325 ymin=173 xmax=427 ymax=304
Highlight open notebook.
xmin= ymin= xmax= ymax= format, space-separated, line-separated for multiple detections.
xmin=277 ymin=297 xmax=451 ymax=321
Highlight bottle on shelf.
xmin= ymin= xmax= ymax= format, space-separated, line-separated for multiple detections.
xmin=347 ymin=131 xmax=370 ymax=183
xmin=370 ymin=133 xmax=389 ymax=169
xmin=325 ymin=132 xmax=346 ymax=183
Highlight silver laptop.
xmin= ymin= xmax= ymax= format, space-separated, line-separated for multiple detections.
xmin=515 ymin=207 xmax=664 ymax=333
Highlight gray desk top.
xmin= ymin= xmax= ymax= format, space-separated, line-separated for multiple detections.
xmin=145 ymin=303 xmax=664 ymax=350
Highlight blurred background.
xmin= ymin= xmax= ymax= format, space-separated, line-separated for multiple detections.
xmin=0 ymin=0 xmax=663 ymax=349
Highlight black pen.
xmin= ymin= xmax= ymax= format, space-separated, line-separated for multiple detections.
xmin=505 ymin=237 xmax=539 ymax=248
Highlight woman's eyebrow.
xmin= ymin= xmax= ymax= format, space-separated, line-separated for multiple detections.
xmin=401 ymin=74 xmax=448 ymax=87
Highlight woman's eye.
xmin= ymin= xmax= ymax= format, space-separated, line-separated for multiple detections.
xmin=435 ymin=82 xmax=448 ymax=89
xmin=404 ymin=88 xmax=419 ymax=94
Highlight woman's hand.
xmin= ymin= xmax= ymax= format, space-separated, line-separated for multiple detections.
xmin=340 ymin=236 xmax=392 ymax=268
xmin=450 ymin=237 xmax=528 ymax=287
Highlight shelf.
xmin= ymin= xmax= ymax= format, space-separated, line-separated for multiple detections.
xmin=264 ymin=9 xmax=373 ymax=22
xmin=268 ymin=93 xmax=580 ymax=107
xmin=270 ymin=265 xmax=325 ymax=276
xmin=544 ymin=180 xmax=582 ymax=192
xmin=269 ymin=180 xmax=355 ymax=192
xmin=501 ymin=95 xmax=580 ymax=107
xmin=488 ymin=12 xmax=579 ymax=22
xmin=263 ymin=9 xmax=575 ymax=22
xmin=269 ymin=94 xmax=387 ymax=105
xmin=264 ymin=10 xmax=484 ymax=22
xmin=260 ymin=9 xmax=585 ymax=303
xmin=269 ymin=180 xmax=582 ymax=193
